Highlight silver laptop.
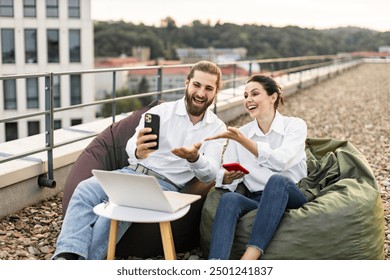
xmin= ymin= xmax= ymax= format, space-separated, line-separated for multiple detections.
xmin=92 ymin=169 xmax=201 ymax=213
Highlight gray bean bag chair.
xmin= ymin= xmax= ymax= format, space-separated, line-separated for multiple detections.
xmin=62 ymin=100 xmax=214 ymax=258
xmin=200 ymin=138 xmax=385 ymax=259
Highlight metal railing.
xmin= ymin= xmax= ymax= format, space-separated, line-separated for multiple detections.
xmin=0 ymin=54 xmax=358 ymax=188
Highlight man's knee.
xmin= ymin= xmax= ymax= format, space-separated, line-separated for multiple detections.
xmin=73 ymin=176 xmax=102 ymax=199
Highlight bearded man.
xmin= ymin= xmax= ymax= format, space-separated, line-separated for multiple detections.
xmin=53 ymin=61 xmax=226 ymax=260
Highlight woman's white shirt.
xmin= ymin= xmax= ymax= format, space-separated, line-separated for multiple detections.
xmin=216 ymin=111 xmax=307 ymax=192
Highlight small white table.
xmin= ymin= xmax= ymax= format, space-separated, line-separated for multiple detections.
xmin=93 ymin=202 xmax=190 ymax=260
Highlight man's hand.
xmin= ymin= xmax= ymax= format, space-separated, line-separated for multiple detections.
xmin=135 ymin=127 xmax=158 ymax=159
xmin=171 ymin=142 xmax=202 ymax=163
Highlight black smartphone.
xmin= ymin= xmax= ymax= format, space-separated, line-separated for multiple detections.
xmin=222 ymin=162 xmax=249 ymax=174
xmin=144 ymin=113 xmax=160 ymax=150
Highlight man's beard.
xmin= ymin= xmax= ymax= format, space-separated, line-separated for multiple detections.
xmin=185 ymin=89 xmax=214 ymax=117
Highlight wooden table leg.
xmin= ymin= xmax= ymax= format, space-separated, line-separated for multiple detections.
xmin=107 ymin=219 xmax=118 ymax=260
xmin=159 ymin=221 xmax=176 ymax=260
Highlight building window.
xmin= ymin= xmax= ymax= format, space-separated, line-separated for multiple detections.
xmin=45 ymin=75 xmax=61 ymax=108
xmin=71 ymin=119 xmax=82 ymax=126
xmin=69 ymin=29 xmax=81 ymax=62
xmin=68 ymin=0 xmax=80 ymax=18
xmin=23 ymin=0 xmax=36 ymax=17
xmin=28 ymin=121 xmax=40 ymax=136
xmin=47 ymin=29 xmax=59 ymax=63
xmin=46 ymin=0 xmax=58 ymax=18
xmin=70 ymin=75 xmax=82 ymax=105
xmin=0 ymin=0 xmax=13 ymax=17
xmin=54 ymin=120 xmax=61 ymax=130
xmin=24 ymin=29 xmax=37 ymax=63
xmin=26 ymin=78 xmax=39 ymax=109
xmin=53 ymin=75 xmax=61 ymax=108
xmin=5 ymin=122 xmax=18 ymax=141
xmin=1 ymin=28 xmax=15 ymax=63
xmin=3 ymin=79 xmax=17 ymax=110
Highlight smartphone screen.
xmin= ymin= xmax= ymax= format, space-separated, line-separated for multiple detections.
xmin=222 ymin=162 xmax=249 ymax=174
xmin=144 ymin=113 xmax=160 ymax=150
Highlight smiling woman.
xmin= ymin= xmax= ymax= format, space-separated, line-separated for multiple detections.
xmin=202 ymin=74 xmax=309 ymax=260
xmin=201 ymin=137 xmax=385 ymax=259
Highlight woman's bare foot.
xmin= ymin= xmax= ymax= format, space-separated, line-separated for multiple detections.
xmin=240 ymin=246 xmax=261 ymax=260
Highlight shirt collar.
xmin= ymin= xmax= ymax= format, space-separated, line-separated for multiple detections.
xmin=248 ymin=111 xmax=286 ymax=137
xmin=176 ymin=97 xmax=188 ymax=116
xmin=176 ymin=97 xmax=213 ymax=125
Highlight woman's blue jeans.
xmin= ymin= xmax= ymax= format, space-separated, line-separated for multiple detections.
xmin=53 ymin=167 xmax=178 ymax=260
xmin=208 ymin=174 xmax=307 ymax=260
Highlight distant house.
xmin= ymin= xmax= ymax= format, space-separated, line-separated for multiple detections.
xmin=352 ymin=51 xmax=390 ymax=59
xmin=127 ymin=66 xmax=191 ymax=101
xmin=94 ymin=56 xmax=140 ymax=100
xmin=378 ymin=46 xmax=390 ymax=53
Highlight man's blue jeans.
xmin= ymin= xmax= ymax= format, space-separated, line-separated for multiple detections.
xmin=53 ymin=167 xmax=178 ymax=260
xmin=208 ymin=174 xmax=307 ymax=260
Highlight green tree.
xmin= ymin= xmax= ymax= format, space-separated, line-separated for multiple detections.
xmin=160 ymin=17 xmax=178 ymax=59
xmin=136 ymin=77 xmax=153 ymax=106
xmin=100 ymin=88 xmax=142 ymax=118
xmin=94 ymin=19 xmax=387 ymax=60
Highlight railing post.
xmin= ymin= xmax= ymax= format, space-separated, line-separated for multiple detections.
xmin=270 ymin=63 xmax=275 ymax=77
xmin=38 ymin=73 xmax=56 ymax=188
xmin=157 ymin=67 xmax=163 ymax=100
xmin=213 ymin=95 xmax=218 ymax=115
xmin=111 ymin=71 xmax=117 ymax=123
xmin=233 ymin=64 xmax=237 ymax=96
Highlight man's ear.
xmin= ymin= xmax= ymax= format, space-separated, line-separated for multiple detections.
xmin=185 ymin=79 xmax=189 ymax=87
xmin=271 ymin=92 xmax=278 ymax=102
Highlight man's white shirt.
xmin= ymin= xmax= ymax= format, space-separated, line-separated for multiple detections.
xmin=126 ymin=97 xmax=226 ymax=187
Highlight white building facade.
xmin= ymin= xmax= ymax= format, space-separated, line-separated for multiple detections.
xmin=0 ymin=0 xmax=94 ymax=142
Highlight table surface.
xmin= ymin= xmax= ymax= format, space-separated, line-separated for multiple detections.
xmin=93 ymin=202 xmax=190 ymax=223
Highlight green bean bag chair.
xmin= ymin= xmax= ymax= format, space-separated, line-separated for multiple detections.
xmin=200 ymin=138 xmax=385 ymax=259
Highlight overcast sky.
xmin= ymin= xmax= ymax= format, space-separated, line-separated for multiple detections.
xmin=91 ymin=0 xmax=390 ymax=32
